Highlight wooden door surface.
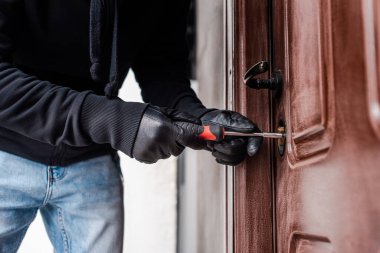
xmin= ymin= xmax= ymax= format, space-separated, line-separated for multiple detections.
xmin=231 ymin=0 xmax=273 ymax=252
xmin=271 ymin=0 xmax=380 ymax=252
xmin=232 ymin=0 xmax=380 ymax=252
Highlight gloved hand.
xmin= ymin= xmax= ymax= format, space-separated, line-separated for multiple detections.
xmin=200 ymin=109 xmax=263 ymax=165
xmin=132 ymin=105 xmax=206 ymax=163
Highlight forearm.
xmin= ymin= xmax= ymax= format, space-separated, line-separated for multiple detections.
xmin=0 ymin=62 xmax=91 ymax=146
xmin=173 ymin=94 xmax=211 ymax=118
xmin=0 ymin=62 xmax=148 ymax=157
xmin=132 ymin=0 xmax=201 ymax=111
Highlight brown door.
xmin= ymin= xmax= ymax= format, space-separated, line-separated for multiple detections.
xmin=233 ymin=0 xmax=380 ymax=252
xmin=231 ymin=1 xmax=274 ymax=252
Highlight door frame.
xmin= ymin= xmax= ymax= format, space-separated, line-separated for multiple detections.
xmin=225 ymin=0 xmax=274 ymax=252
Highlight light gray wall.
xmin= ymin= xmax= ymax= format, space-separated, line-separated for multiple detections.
xmin=196 ymin=1 xmax=226 ymax=251
xmin=119 ymin=72 xmax=178 ymax=253
xmin=178 ymin=0 xmax=227 ymax=252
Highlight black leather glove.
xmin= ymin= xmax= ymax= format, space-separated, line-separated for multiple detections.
xmin=200 ymin=109 xmax=263 ymax=165
xmin=132 ymin=105 xmax=205 ymax=163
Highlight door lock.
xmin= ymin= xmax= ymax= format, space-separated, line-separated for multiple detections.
xmin=277 ymin=120 xmax=286 ymax=156
xmin=244 ymin=61 xmax=282 ymax=94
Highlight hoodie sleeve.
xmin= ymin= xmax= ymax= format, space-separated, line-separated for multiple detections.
xmin=131 ymin=0 xmax=209 ymax=118
xmin=0 ymin=0 xmax=146 ymax=157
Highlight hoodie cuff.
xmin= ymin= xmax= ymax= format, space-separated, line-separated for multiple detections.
xmin=80 ymin=93 xmax=148 ymax=157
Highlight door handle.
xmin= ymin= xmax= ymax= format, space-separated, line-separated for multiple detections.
xmin=244 ymin=61 xmax=282 ymax=94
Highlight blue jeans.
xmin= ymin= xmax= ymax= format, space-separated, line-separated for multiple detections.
xmin=0 ymin=150 xmax=124 ymax=253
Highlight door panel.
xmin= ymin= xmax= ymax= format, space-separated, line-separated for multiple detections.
xmin=288 ymin=232 xmax=334 ymax=253
xmin=272 ymin=0 xmax=380 ymax=252
xmin=363 ymin=0 xmax=380 ymax=139
xmin=284 ymin=0 xmax=335 ymax=167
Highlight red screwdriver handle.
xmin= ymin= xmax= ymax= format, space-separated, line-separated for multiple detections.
xmin=199 ymin=125 xmax=225 ymax=142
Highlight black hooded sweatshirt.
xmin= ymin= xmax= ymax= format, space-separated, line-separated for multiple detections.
xmin=0 ymin=0 xmax=207 ymax=166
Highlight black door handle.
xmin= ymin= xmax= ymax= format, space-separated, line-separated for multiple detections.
xmin=244 ymin=61 xmax=282 ymax=93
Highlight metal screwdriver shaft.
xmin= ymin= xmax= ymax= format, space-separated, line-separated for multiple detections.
xmin=199 ymin=125 xmax=286 ymax=142
xmin=224 ymin=131 xmax=284 ymax=139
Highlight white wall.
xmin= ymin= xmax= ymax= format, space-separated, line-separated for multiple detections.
xmin=19 ymin=72 xmax=178 ymax=253
xmin=119 ymin=72 xmax=177 ymax=253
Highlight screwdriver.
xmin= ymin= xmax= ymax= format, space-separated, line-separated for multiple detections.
xmin=198 ymin=125 xmax=285 ymax=142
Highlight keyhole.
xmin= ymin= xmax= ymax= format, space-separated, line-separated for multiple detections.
xmin=277 ymin=120 xmax=286 ymax=156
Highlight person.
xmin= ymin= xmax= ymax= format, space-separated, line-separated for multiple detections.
xmin=0 ymin=0 xmax=262 ymax=252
